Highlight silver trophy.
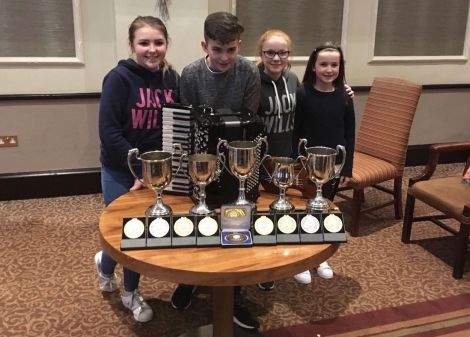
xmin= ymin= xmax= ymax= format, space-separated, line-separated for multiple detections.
xmin=263 ymin=157 xmax=300 ymax=212
xmin=298 ymin=139 xmax=346 ymax=211
xmin=217 ymin=138 xmax=269 ymax=206
xmin=185 ymin=153 xmax=224 ymax=215
xmin=127 ymin=144 xmax=184 ymax=216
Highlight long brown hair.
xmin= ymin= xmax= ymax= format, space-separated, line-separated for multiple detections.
xmin=128 ymin=16 xmax=172 ymax=75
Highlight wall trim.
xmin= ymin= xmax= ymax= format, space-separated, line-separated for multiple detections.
xmin=0 ymin=93 xmax=100 ymax=101
xmin=0 ymin=84 xmax=469 ymax=100
xmin=1 ymin=145 xmax=467 ymax=201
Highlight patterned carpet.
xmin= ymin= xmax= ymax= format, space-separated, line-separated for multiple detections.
xmin=1 ymin=164 xmax=469 ymax=337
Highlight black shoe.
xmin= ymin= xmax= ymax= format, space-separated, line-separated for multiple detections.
xmin=233 ymin=302 xmax=260 ymax=330
xmin=171 ymin=284 xmax=196 ymax=310
xmin=257 ymin=281 xmax=275 ymax=291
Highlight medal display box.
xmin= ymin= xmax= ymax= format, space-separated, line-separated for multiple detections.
xmin=220 ymin=204 xmax=253 ymax=247
xmin=252 ymin=213 xmax=276 ymax=245
xmin=121 ymin=217 xmax=147 ymax=250
xmin=321 ymin=212 xmax=347 ymax=242
xmin=120 ymin=209 xmax=346 ymax=250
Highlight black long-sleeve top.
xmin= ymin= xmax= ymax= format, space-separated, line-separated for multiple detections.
xmin=293 ymin=83 xmax=355 ymax=177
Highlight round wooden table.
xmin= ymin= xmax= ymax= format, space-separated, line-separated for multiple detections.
xmin=99 ymin=188 xmax=339 ymax=337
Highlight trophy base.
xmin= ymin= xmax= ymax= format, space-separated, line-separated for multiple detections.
xmin=269 ymin=198 xmax=295 ymax=212
xmin=146 ymin=203 xmax=172 ymax=217
xmin=190 ymin=203 xmax=214 ymax=216
xmin=306 ymin=197 xmax=330 ymax=212
xmin=233 ymin=198 xmax=255 ymax=208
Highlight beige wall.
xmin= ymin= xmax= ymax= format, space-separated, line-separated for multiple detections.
xmin=0 ymin=0 xmax=469 ymax=174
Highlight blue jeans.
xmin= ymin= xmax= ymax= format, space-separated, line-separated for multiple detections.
xmin=100 ymin=164 xmax=140 ymax=291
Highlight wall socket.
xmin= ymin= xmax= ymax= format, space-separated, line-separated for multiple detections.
xmin=0 ymin=135 xmax=18 ymax=147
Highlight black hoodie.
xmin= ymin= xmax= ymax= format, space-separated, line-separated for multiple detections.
xmin=257 ymin=69 xmax=299 ymax=157
xmin=99 ymin=58 xmax=179 ymax=169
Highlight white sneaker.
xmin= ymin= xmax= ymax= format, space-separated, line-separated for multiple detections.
xmin=95 ymin=251 xmax=118 ymax=292
xmin=316 ymin=261 xmax=334 ymax=279
xmin=293 ymin=270 xmax=312 ymax=284
xmin=121 ymin=289 xmax=154 ymax=322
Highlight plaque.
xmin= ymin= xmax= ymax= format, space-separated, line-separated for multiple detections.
xmin=120 ymin=217 xmax=146 ymax=250
xmin=275 ymin=213 xmax=300 ymax=244
xmin=322 ymin=212 xmax=347 ymax=243
xmin=196 ymin=215 xmax=220 ymax=247
xmin=172 ymin=215 xmax=196 ymax=247
xmin=299 ymin=212 xmax=324 ymax=243
xmin=252 ymin=213 xmax=276 ymax=245
xmin=147 ymin=216 xmax=172 ymax=248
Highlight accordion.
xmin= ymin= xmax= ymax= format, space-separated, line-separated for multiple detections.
xmin=162 ymin=104 xmax=264 ymax=208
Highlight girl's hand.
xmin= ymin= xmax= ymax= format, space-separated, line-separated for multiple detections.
xmin=344 ymin=84 xmax=354 ymax=98
xmin=129 ymin=179 xmax=144 ymax=191
xmin=339 ymin=176 xmax=351 ymax=186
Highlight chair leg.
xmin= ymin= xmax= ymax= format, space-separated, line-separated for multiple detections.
xmin=348 ymin=188 xmax=362 ymax=237
xmin=394 ymin=177 xmax=403 ymax=219
xmin=401 ymin=194 xmax=415 ymax=243
xmin=452 ymin=223 xmax=469 ymax=279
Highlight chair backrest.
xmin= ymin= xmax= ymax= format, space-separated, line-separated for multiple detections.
xmin=355 ymin=77 xmax=422 ymax=175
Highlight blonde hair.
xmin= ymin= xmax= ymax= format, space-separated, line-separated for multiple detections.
xmin=256 ymin=29 xmax=293 ymax=70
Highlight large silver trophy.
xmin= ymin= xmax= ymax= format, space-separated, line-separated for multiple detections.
xmin=298 ymin=139 xmax=346 ymax=211
xmin=127 ymin=144 xmax=184 ymax=216
xmin=263 ymin=157 xmax=299 ymax=212
xmin=216 ymin=138 xmax=268 ymax=206
xmin=185 ymin=153 xmax=224 ymax=215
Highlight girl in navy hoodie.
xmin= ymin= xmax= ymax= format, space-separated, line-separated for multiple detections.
xmin=95 ymin=16 xmax=179 ymax=322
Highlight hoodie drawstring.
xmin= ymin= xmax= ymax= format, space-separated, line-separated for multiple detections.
xmin=271 ymin=76 xmax=292 ymax=119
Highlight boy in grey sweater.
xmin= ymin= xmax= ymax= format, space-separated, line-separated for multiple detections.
xmin=171 ymin=11 xmax=261 ymax=332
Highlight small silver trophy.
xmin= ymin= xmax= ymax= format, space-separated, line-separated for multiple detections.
xmin=298 ymin=139 xmax=346 ymax=211
xmin=185 ymin=153 xmax=224 ymax=215
xmin=127 ymin=144 xmax=184 ymax=216
xmin=263 ymin=157 xmax=299 ymax=212
xmin=217 ymin=138 xmax=269 ymax=206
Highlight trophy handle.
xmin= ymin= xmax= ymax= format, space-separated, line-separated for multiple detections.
xmin=214 ymin=152 xmax=226 ymax=180
xmin=172 ymin=143 xmax=186 ymax=176
xmin=216 ymin=138 xmax=231 ymax=174
xmin=334 ymin=145 xmax=347 ymax=178
xmin=297 ymin=138 xmax=308 ymax=157
xmin=293 ymin=155 xmax=306 ymax=181
xmin=256 ymin=136 xmax=270 ymax=172
xmin=127 ymin=148 xmax=145 ymax=184
xmin=260 ymin=155 xmax=273 ymax=181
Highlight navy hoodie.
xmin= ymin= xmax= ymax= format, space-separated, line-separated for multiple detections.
xmin=99 ymin=58 xmax=179 ymax=170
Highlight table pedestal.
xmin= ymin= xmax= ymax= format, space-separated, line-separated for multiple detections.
xmin=179 ymin=286 xmax=262 ymax=337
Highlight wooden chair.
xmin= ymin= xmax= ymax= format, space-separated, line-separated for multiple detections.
xmin=401 ymin=141 xmax=470 ymax=279
xmin=337 ymin=77 xmax=422 ymax=236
